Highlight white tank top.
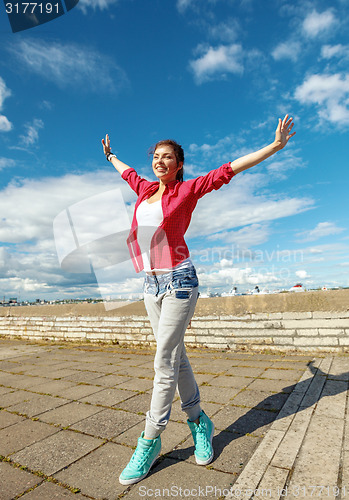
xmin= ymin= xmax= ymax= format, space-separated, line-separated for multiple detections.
xmin=136 ymin=199 xmax=193 ymax=273
xmin=136 ymin=200 xmax=163 ymax=272
xmin=136 ymin=199 xmax=163 ymax=227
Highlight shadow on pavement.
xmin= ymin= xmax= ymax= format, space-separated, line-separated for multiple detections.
xmin=161 ymin=360 xmax=347 ymax=465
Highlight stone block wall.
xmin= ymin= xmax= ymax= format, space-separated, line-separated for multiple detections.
xmin=1 ymin=310 xmax=349 ymax=352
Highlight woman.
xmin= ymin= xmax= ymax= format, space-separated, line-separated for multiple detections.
xmin=101 ymin=115 xmax=295 ymax=485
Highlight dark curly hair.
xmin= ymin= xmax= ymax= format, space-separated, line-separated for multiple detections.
xmin=149 ymin=139 xmax=185 ymax=182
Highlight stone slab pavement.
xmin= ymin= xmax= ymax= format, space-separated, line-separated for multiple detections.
xmin=0 ymin=338 xmax=348 ymax=499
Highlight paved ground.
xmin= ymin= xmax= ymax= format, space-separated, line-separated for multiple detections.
xmin=0 ymin=339 xmax=348 ymax=499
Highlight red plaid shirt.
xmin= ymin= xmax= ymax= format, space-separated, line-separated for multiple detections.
xmin=122 ymin=163 xmax=235 ymax=273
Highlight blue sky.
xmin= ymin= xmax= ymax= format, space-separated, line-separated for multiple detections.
xmin=0 ymin=0 xmax=349 ymax=301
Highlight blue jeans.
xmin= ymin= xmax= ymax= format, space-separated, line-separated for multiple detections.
xmin=143 ymin=264 xmax=199 ymax=295
xmin=143 ymin=265 xmax=201 ymax=438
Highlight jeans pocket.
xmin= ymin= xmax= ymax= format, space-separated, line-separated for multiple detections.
xmin=179 ymin=276 xmax=199 ymax=288
xmin=170 ymin=270 xmax=198 ymax=290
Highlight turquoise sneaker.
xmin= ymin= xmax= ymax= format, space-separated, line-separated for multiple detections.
xmin=119 ymin=432 xmax=161 ymax=485
xmin=187 ymin=411 xmax=214 ymax=465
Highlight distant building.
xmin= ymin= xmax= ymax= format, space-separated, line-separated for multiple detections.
xmin=289 ymin=283 xmax=305 ymax=292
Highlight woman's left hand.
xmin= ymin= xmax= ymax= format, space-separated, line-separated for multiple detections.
xmin=101 ymin=133 xmax=112 ymax=156
xmin=274 ymin=114 xmax=296 ymax=150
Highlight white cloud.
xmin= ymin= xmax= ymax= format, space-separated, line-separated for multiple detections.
xmin=295 ymin=270 xmax=309 ymax=279
xmin=0 ymin=277 xmax=53 ymax=294
xmin=189 ymin=133 xmax=242 ymax=165
xmin=266 ymin=147 xmax=304 ymax=180
xmin=309 ymin=248 xmax=323 ymax=254
xmin=321 ymin=44 xmax=349 ymax=59
xmin=304 ymin=242 xmax=348 ymax=256
xmin=19 ymin=118 xmax=44 ymax=147
xmin=208 ymin=19 xmax=240 ymax=42
xmin=272 ymin=41 xmax=301 ymax=62
xmin=40 ymin=100 xmax=54 ymax=111
xmin=294 ymin=73 xmax=349 ymax=126
xmin=177 ymin=0 xmax=193 ymax=12
xmin=0 ymin=157 xmax=16 ymax=170
xmin=297 ymin=222 xmax=345 ymax=242
xmin=0 ymin=116 xmax=13 ymax=132
xmin=207 ymin=223 xmax=270 ymax=247
xmin=79 ymin=0 xmax=119 ymax=12
xmin=0 ymin=77 xmax=13 ymax=132
xmin=176 ymin=0 xmax=219 ymax=13
xmin=0 ymin=170 xmax=138 ymax=300
xmin=302 ymin=9 xmax=336 ymax=38
xmin=191 ymin=239 xmax=349 ymax=292
xmin=189 ymin=126 xmax=303 ymax=180
xmin=0 ymin=170 xmax=133 ymax=245
xmin=188 ymin=129 xmax=262 ymax=169
xmin=8 ymin=39 xmax=127 ymax=92
xmin=197 ymin=266 xmax=280 ymax=291
xmin=189 ymin=43 xmax=244 ymax=84
xmin=187 ymin=171 xmax=314 ymax=239
xmin=0 ymin=77 xmax=11 ymax=109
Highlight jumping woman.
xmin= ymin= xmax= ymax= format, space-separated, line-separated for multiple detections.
xmin=101 ymin=114 xmax=296 ymax=485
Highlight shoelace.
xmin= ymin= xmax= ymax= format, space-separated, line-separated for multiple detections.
xmin=195 ymin=423 xmax=210 ymax=451
xmin=129 ymin=445 xmax=152 ymax=468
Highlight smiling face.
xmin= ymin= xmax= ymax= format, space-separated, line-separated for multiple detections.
xmin=152 ymin=145 xmax=183 ymax=184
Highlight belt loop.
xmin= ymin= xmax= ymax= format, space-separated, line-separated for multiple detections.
xmin=155 ymin=275 xmax=159 ymax=296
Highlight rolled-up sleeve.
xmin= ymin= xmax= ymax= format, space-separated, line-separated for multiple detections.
xmin=121 ymin=168 xmax=151 ymax=196
xmin=189 ymin=163 xmax=235 ymax=199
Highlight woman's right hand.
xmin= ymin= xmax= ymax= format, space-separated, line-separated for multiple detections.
xmin=100 ymin=135 xmax=131 ymax=175
xmin=101 ymin=134 xmax=111 ymax=156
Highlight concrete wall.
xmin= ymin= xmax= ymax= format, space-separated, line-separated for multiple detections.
xmin=2 ymin=289 xmax=349 ymax=318
xmin=1 ymin=309 xmax=349 ymax=353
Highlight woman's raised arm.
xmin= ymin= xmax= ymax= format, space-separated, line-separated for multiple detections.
xmin=101 ymin=134 xmax=133 ymax=176
xmin=230 ymin=115 xmax=296 ymax=175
